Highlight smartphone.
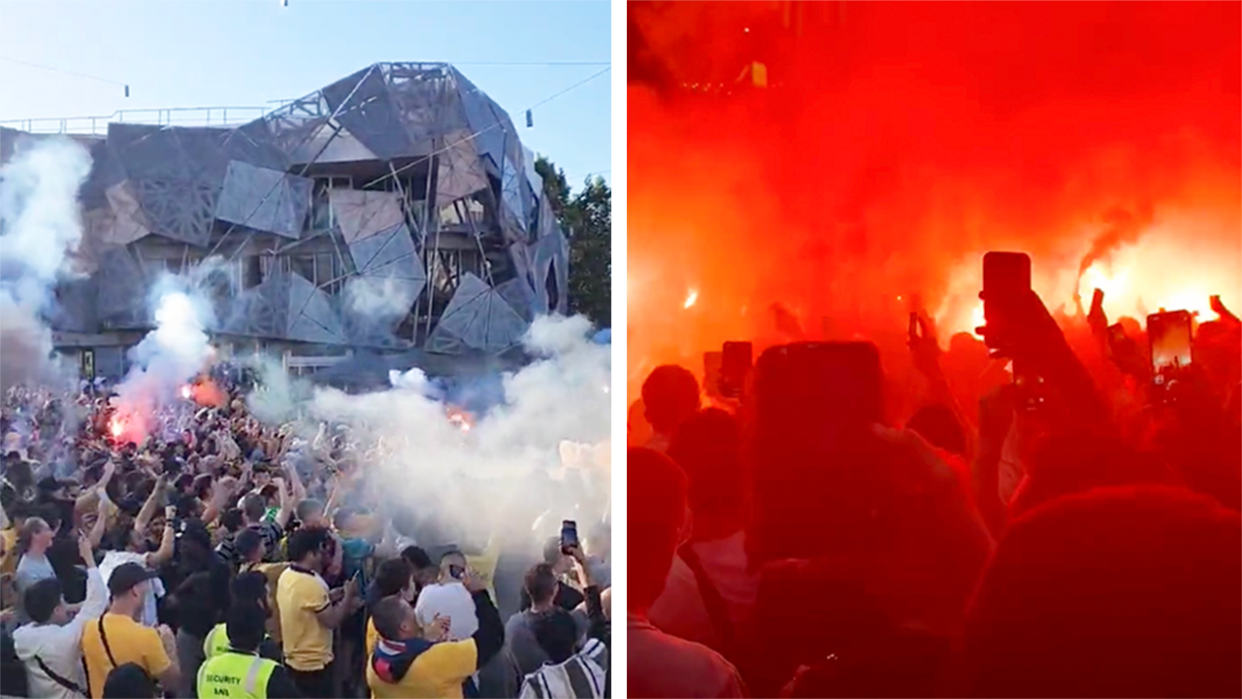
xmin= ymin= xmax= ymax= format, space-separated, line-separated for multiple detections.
xmin=750 ymin=342 xmax=884 ymax=562
xmin=719 ymin=341 xmax=753 ymax=399
xmin=1147 ymin=310 xmax=1193 ymax=384
xmin=702 ymin=351 xmax=723 ymax=398
xmin=448 ymin=564 xmax=466 ymax=580
xmin=560 ymin=519 xmax=579 ymax=554
xmin=981 ymin=252 xmax=1032 ymax=352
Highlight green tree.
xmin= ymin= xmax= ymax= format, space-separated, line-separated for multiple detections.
xmin=535 ymin=157 xmax=611 ymax=328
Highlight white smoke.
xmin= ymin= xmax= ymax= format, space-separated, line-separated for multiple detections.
xmin=0 ymin=137 xmax=92 ymax=392
xmin=310 ymin=314 xmax=611 ymax=547
xmin=344 ymin=276 xmax=417 ymax=318
xmin=111 ymin=274 xmax=217 ymax=442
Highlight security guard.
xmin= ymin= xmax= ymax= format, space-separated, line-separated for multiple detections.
xmin=197 ymin=606 xmax=301 ymax=698
xmin=203 ymin=620 xmax=281 ymax=662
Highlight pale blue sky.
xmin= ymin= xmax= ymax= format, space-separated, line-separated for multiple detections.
xmin=0 ymin=0 xmax=610 ymax=189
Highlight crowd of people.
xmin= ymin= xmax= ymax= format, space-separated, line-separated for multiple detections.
xmin=0 ymin=366 xmax=611 ymax=698
xmin=627 ymin=285 xmax=1241 ymax=698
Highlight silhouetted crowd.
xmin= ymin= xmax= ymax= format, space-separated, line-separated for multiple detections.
xmin=627 ymin=287 xmax=1240 ymax=698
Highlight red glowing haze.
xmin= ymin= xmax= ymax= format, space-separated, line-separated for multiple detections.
xmin=627 ymin=1 xmax=1241 ymax=399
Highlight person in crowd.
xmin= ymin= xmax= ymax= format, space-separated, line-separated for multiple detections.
xmin=13 ymin=535 xmax=107 ymax=698
xmin=277 ymin=526 xmax=360 ymax=698
xmin=518 ymin=540 xmax=584 ymax=614
xmin=196 ymin=604 xmax=302 ymax=698
xmin=963 ymin=486 xmax=1241 ymax=699
xmin=414 ymin=550 xmax=480 ymax=642
xmin=365 ymin=556 xmax=416 ymax=659
xmin=203 ymin=572 xmax=283 ymax=661
xmin=519 ymin=545 xmax=609 ymax=699
xmin=13 ymin=517 xmax=60 ymax=623
xmin=653 ymin=408 xmax=759 ymax=656
xmin=236 ymin=527 xmax=290 ymax=646
xmin=97 ymin=504 xmax=176 ymax=629
xmin=168 ymin=518 xmax=236 ymax=696
xmin=367 ymin=567 xmax=503 ymax=699
xmin=80 ymin=562 xmax=180 ymax=698
xmin=627 ymin=448 xmax=746 ymax=699
xmin=218 ymin=489 xmax=290 ymax=566
xmin=506 ymin=563 xmax=588 ymax=678
xmin=639 ymin=366 xmax=701 ymax=453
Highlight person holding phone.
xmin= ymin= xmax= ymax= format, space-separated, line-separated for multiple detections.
xmin=277 ymin=526 xmax=361 ymax=698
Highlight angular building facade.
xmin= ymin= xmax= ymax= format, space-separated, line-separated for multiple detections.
xmin=0 ymin=63 xmax=569 ymax=381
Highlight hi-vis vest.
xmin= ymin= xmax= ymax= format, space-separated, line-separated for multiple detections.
xmin=204 ymin=622 xmax=272 ymax=660
xmin=196 ymin=650 xmax=277 ymax=698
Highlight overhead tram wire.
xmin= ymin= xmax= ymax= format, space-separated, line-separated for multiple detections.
xmin=0 ymin=56 xmax=130 ymax=96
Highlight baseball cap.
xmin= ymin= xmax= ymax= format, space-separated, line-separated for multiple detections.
xmin=107 ymin=562 xmax=158 ymax=597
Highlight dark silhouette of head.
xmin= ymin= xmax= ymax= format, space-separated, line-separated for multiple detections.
xmin=965 ymin=486 xmax=1242 ymax=698
xmin=641 ymin=365 xmax=700 ymax=437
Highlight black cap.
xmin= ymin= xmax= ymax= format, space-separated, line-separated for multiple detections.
xmin=107 ymin=562 xmax=158 ymax=597
xmin=178 ymin=519 xmax=212 ymax=548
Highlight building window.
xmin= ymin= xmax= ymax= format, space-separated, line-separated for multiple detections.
xmin=310 ymin=176 xmax=353 ymax=231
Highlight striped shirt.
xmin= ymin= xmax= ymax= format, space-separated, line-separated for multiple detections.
xmin=518 ymin=637 xmax=608 ymax=699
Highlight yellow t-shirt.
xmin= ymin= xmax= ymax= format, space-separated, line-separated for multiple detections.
xmin=366 ymin=639 xmax=477 ymax=699
xmin=366 ymin=617 xmax=380 ymax=659
xmin=81 ymin=612 xmax=172 ymax=699
xmin=1 ymin=527 xmax=17 ymax=576
xmin=276 ymin=566 xmax=333 ymax=671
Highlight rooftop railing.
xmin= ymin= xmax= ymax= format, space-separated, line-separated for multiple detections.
xmin=0 ymin=104 xmax=289 ymax=136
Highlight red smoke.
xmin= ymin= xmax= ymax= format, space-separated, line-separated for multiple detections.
xmin=628 ymin=1 xmax=1241 ymax=399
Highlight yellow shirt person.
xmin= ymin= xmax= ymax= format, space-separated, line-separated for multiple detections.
xmin=80 ymin=563 xmax=176 ymax=698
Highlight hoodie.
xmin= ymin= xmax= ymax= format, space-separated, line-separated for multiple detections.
xmin=13 ymin=567 xmax=108 ymax=699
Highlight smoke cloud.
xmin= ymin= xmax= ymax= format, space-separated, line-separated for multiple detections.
xmin=0 ymin=137 xmax=93 ymax=392
xmin=628 ymin=2 xmax=1240 ymax=395
xmin=111 ymin=270 xmax=218 ymax=443
xmin=308 ymin=314 xmax=611 ymax=547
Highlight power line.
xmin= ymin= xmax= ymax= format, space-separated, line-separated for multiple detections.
xmin=449 ymin=61 xmax=609 ymax=67
xmin=0 ymin=56 xmax=127 ymax=87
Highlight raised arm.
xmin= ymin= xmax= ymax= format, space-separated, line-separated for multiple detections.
xmin=145 ymin=509 xmax=177 ymax=567
xmin=134 ymin=474 xmax=167 ymax=536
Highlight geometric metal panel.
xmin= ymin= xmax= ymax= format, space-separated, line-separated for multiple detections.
xmin=437 ymin=130 xmax=489 ymax=203
xmin=425 ymin=272 xmax=491 ymax=354
xmin=330 ymin=190 xmax=405 ymax=243
xmin=133 ymin=177 xmax=218 ymax=247
xmin=321 ymin=66 xmax=414 ymax=161
xmin=215 ymin=160 xmax=311 ymax=240
xmin=287 ymin=272 xmax=345 ymax=344
xmin=530 ymin=227 xmax=569 ymax=315
xmin=424 ymin=272 xmax=523 ymax=354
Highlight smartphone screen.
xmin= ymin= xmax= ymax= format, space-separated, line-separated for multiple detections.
xmin=1148 ymin=311 xmax=1193 ymax=380
xmin=720 ymin=341 xmax=753 ymax=399
xmin=560 ymin=519 xmax=579 ymax=554
xmin=981 ymin=252 xmax=1032 ymax=352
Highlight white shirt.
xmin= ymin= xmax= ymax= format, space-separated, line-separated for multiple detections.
xmin=688 ymin=531 xmax=760 ymax=630
xmin=13 ymin=568 xmax=109 ymax=699
xmin=627 ymin=614 xmax=746 ymax=699
xmin=647 ymin=555 xmax=717 ymax=649
xmin=518 ymin=637 xmax=608 ymax=699
xmin=414 ymin=581 xmax=478 ymax=640
xmin=98 ymin=552 xmax=164 ymax=627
